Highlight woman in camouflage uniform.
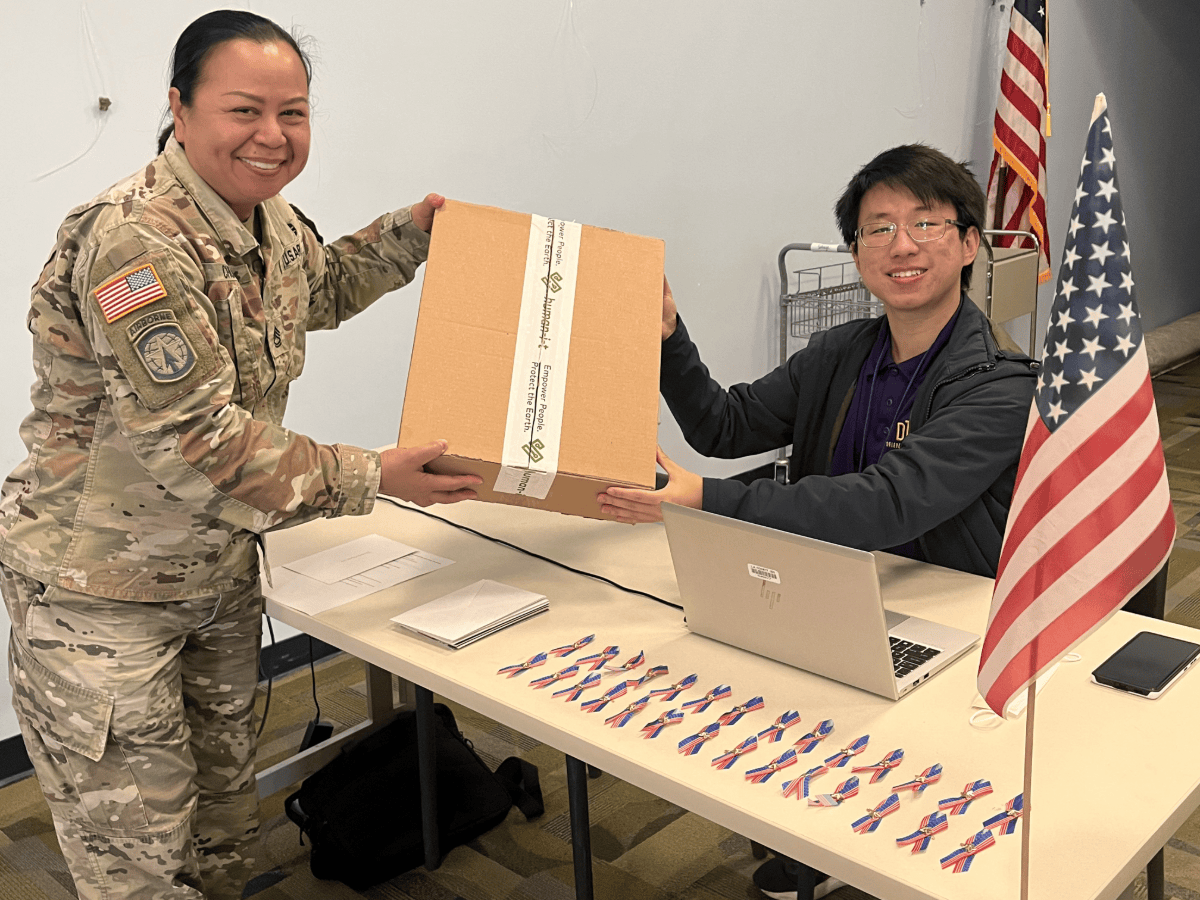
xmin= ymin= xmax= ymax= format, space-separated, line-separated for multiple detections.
xmin=1 ymin=10 xmax=479 ymax=899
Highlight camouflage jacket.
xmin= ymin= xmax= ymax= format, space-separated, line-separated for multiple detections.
xmin=0 ymin=138 xmax=429 ymax=600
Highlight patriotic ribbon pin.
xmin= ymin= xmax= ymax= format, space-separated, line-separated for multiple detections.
xmin=581 ymin=679 xmax=640 ymax=713
xmin=758 ymin=710 xmax=801 ymax=743
xmin=793 ymin=719 xmax=834 ymax=753
xmin=637 ymin=665 xmax=670 ymax=686
xmin=678 ymin=723 xmax=721 ymax=756
xmin=496 ymin=652 xmax=548 ymax=678
xmin=711 ymin=734 xmax=758 ymax=769
xmin=717 ymin=696 xmax=765 ymax=726
xmin=681 ymin=685 xmax=732 ymax=714
xmin=938 ymin=780 xmax=994 ymax=816
xmin=851 ymin=748 xmax=904 ymax=784
xmin=548 ymin=634 xmax=595 ymax=657
xmin=552 ymin=672 xmax=602 ymax=702
xmin=650 ymin=673 xmax=697 ymax=701
xmin=895 ymin=811 xmax=948 ymax=854
xmin=528 ymin=664 xmax=579 ymax=689
xmin=940 ymin=829 xmax=996 ymax=873
xmin=781 ymin=765 xmax=828 ymax=800
xmin=824 ymin=734 xmax=869 ymax=768
xmin=851 ymin=793 xmax=901 ymax=834
xmin=605 ymin=695 xmax=651 ymax=728
xmin=982 ymin=794 xmax=1024 ymax=836
xmin=576 ymin=645 xmax=620 ymax=671
xmin=893 ymin=763 xmax=943 ymax=794
xmin=745 ymin=748 xmax=798 ymax=783
xmin=606 ymin=650 xmax=645 ymax=673
xmin=641 ymin=709 xmax=684 ymax=739
xmin=808 ymin=775 xmax=860 ymax=807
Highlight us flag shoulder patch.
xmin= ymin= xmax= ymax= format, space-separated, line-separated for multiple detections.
xmin=94 ymin=263 xmax=168 ymax=323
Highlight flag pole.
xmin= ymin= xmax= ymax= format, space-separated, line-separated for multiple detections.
xmin=1020 ymin=681 xmax=1035 ymax=900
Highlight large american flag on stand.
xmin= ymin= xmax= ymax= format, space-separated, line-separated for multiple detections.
xmin=985 ymin=0 xmax=1052 ymax=284
xmin=976 ymin=94 xmax=1175 ymax=717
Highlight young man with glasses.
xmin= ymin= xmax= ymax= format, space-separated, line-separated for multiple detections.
xmin=600 ymin=142 xmax=1037 ymax=898
xmin=602 ymin=143 xmax=1035 ymax=600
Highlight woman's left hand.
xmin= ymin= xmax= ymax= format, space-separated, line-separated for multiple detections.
xmin=412 ymin=193 xmax=445 ymax=233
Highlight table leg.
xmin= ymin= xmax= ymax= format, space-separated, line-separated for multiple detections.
xmin=1148 ymin=847 xmax=1164 ymax=900
xmin=565 ymin=755 xmax=595 ymax=900
xmin=415 ymin=685 xmax=440 ymax=870
xmin=794 ymin=862 xmax=817 ymax=900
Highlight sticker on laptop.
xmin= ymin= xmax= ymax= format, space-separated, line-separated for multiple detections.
xmin=747 ymin=564 xmax=781 ymax=584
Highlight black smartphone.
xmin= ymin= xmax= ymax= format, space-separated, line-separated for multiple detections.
xmin=1091 ymin=631 xmax=1200 ymax=699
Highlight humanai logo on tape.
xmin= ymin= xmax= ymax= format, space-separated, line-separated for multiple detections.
xmin=748 ymin=564 xmax=781 ymax=584
xmin=495 ymin=214 xmax=582 ymax=499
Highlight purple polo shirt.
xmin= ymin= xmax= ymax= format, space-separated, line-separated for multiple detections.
xmin=829 ymin=304 xmax=961 ymax=558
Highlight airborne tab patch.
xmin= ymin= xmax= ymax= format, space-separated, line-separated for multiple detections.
xmin=94 ymin=263 xmax=168 ymax=323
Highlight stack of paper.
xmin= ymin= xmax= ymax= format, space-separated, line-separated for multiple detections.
xmin=391 ymin=579 xmax=548 ymax=649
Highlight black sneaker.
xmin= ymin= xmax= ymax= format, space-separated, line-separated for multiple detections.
xmin=752 ymin=855 xmax=846 ymax=900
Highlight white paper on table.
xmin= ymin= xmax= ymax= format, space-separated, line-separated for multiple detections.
xmin=391 ymin=579 xmax=548 ymax=647
xmin=265 ymin=550 xmax=453 ymax=615
xmin=283 ymin=533 xmax=420 ymax=584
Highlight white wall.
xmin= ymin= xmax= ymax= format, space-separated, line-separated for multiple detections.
xmin=0 ymin=1 xmax=1191 ymax=745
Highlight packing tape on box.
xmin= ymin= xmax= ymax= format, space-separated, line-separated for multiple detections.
xmin=494 ymin=214 xmax=582 ymax=499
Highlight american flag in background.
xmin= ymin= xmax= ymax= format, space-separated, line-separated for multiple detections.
xmin=977 ymin=94 xmax=1175 ymax=717
xmin=985 ymin=0 xmax=1052 ymax=283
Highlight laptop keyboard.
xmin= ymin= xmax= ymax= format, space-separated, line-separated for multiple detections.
xmin=890 ymin=637 xmax=942 ymax=678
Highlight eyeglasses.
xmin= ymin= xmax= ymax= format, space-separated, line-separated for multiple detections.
xmin=855 ymin=217 xmax=965 ymax=248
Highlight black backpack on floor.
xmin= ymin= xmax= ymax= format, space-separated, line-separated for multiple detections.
xmin=284 ymin=703 xmax=543 ymax=890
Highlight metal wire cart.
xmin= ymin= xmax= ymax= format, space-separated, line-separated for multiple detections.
xmin=777 ymin=242 xmax=881 ymax=364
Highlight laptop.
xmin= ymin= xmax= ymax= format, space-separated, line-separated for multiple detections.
xmin=661 ymin=504 xmax=979 ymax=700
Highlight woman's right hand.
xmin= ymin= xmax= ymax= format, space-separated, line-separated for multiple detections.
xmin=662 ymin=275 xmax=678 ymax=341
xmin=379 ymin=441 xmax=481 ymax=506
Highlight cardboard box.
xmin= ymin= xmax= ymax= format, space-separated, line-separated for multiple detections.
xmin=398 ymin=200 xmax=664 ymax=518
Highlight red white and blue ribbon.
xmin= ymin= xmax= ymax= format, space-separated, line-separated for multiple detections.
xmin=893 ymin=763 xmax=943 ymax=794
xmin=758 ymin=710 xmax=801 ymax=743
xmin=711 ymin=734 xmax=758 ymax=769
xmin=940 ymin=829 xmax=996 ymax=873
xmin=678 ymin=723 xmax=721 ymax=755
xmin=636 ymin=665 xmax=670 ymax=686
xmin=824 ymin=734 xmax=869 ymax=768
xmin=781 ymin=764 xmax=828 ymax=800
xmin=581 ymin=679 xmax=640 ymax=713
xmin=576 ymin=645 xmax=620 ymax=671
xmin=605 ymin=650 xmax=645 ymax=673
xmin=641 ymin=708 xmax=684 ymax=739
xmin=650 ymin=673 xmax=697 ymax=701
xmin=552 ymin=671 xmax=602 ymax=701
xmin=938 ymin=780 xmax=993 ymax=816
xmin=982 ymin=794 xmax=1024 ymax=836
xmin=682 ymin=684 xmax=732 ymax=714
xmin=528 ymin=664 xmax=579 ymax=689
xmin=851 ymin=793 xmax=900 ymax=834
xmin=604 ymin=694 xmax=650 ymax=728
xmin=894 ymin=811 xmax=948 ymax=854
xmin=717 ymin=696 xmax=765 ymax=726
xmin=852 ymin=748 xmax=904 ymax=784
xmin=745 ymin=748 xmax=798 ymax=783
xmin=496 ymin=651 xmax=548 ymax=678
xmin=808 ymin=775 xmax=859 ymax=807
xmin=548 ymin=634 xmax=595 ymax=657
xmin=793 ymin=719 xmax=834 ymax=753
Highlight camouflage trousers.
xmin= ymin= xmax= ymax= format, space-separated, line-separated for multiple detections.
xmin=3 ymin=565 xmax=263 ymax=900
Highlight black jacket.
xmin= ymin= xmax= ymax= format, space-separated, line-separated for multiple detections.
xmin=660 ymin=298 xmax=1038 ymax=577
